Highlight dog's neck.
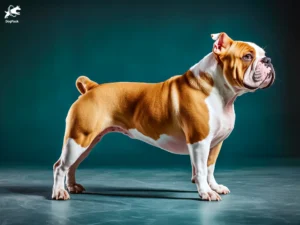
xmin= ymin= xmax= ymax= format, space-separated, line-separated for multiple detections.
xmin=189 ymin=52 xmax=245 ymax=108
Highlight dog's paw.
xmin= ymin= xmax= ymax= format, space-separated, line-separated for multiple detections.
xmin=52 ymin=188 xmax=70 ymax=200
xmin=199 ymin=190 xmax=222 ymax=201
xmin=210 ymin=184 xmax=230 ymax=195
xmin=67 ymin=183 xmax=86 ymax=194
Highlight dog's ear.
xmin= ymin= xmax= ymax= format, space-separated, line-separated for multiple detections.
xmin=76 ymin=76 xmax=98 ymax=94
xmin=211 ymin=32 xmax=233 ymax=55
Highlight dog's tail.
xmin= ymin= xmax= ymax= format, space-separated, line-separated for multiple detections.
xmin=76 ymin=76 xmax=98 ymax=94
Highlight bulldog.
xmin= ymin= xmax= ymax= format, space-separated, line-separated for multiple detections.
xmin=52 ymin=32 xmax=275 ymax=201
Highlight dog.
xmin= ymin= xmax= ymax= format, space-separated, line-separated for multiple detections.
xmin=52 ymin=32 xmax=275 ymax=201
xmin=4 ymin=5 xmax=21 ymax=19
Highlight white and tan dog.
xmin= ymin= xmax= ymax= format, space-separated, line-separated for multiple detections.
xmin=52 ymin=32 xmax=275 ymax=201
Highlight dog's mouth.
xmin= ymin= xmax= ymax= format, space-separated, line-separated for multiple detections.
xmin=260 ymin=63 xmax=275 ymax=89
xmin=243 ymin=61 xmax=275 ymax=90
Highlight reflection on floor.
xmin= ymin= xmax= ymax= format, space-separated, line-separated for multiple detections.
xmin=0 ymin=165 xmax=300 ymax=225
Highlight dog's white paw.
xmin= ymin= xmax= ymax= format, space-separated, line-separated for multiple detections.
xmin=67 ymin=183 xmax=86 ymax=194
xmin=199 ymin=190 xmax=222 ymax=201
xmin=210 ymin=184 xmax=230 ymax=195
xmin=52 ymin=188 xmax=70 ymax=200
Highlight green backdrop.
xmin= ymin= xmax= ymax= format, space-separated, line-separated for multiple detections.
xmin=0 ymin=0 xmax=292 ymax=167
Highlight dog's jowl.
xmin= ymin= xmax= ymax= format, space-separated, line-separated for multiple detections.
xmin=52 ymin=32 xmax=275 ymax=201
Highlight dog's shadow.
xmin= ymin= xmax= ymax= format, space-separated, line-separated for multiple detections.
xmin=85 ymin=186 xmax=199 ymax=201
xmin=2 ymin=185 xmax=199 ymax=201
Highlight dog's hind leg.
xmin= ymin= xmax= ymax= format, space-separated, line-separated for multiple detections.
xmin=52 ymin=89 xmax=112 ymax=200
xmin=52 ymin=137 xmax=86 ymax=200
xmin=65 ymin=150 xmax=89 ymax=194
xmin=52 ymin=129 xmax=101 ymax=200
xmin=65 ymin=134 xmax=101 ymax=194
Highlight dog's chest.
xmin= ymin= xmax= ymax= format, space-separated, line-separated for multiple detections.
xmin=206 ymin=91 xmax=236 ymax=148
xmin=210 ymin=108 xmax=235 ymax=147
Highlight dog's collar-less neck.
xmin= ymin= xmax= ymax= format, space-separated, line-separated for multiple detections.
xmin=190 ymin=53 xmax=240 ymax=106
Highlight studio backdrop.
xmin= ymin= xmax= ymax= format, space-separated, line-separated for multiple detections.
xmin=0 ymin=0 xmax=297 ymax=168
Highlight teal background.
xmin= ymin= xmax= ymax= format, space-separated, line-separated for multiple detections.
xmin=0 ymin=0 xmax=295 ymax=167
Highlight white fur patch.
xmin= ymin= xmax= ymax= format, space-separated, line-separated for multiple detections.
xmin=187 ymin=140 xmax=211 ymax=181
xmin=128 ymin=129 xmax=188 ymax=154
xmin=61 ymin=138 xmax=88 ymax=167
xmin=171 ymin=86 xmax=180 ymax=113
xmin=211 ymin=33 xmax=221 ymax=41
xmin=205 ymin=87 xmax=235 ymax=148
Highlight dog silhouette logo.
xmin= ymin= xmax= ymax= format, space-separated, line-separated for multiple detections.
xmin=4 ymin=5 xmax=21 ymax=19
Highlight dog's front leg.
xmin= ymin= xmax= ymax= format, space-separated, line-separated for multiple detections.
xmin=207 ymin=141 xmax=230 ymax=194
xmin=188 ymin=140 xmax=222 ymax=201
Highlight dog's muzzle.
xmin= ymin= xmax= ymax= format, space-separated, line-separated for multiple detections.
xmin=244 ymin=57 xmax=275 ymax=90
xmin=258 ymin=57 xmax=275 ymax=89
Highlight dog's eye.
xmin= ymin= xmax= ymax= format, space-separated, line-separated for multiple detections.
xmin=242 ymin=54 xmax=253 ymax=61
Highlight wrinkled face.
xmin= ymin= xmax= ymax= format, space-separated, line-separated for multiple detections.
xmin=212 ymin=32 xmax=275 ymax=91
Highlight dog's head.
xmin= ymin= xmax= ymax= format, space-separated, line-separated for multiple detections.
xmin=211 ymin=32 xmax=275 ymax=91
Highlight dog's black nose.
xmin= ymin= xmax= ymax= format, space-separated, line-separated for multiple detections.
xmin=262 ymin=57 xmax=271 ymax=64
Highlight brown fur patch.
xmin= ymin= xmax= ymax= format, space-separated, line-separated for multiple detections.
xmin=207 ymin=141 xmax=223 ymax=166
xmin=217 ymin=42 xmax=256 ymax=87
xmin=180 ymin=70 xmax=214 ymax=144
xmin=183 ymin=70 xmax=214 ymax=95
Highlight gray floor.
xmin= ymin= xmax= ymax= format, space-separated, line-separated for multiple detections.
xmin=0 ymin=166 xmax=300 ymax=225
